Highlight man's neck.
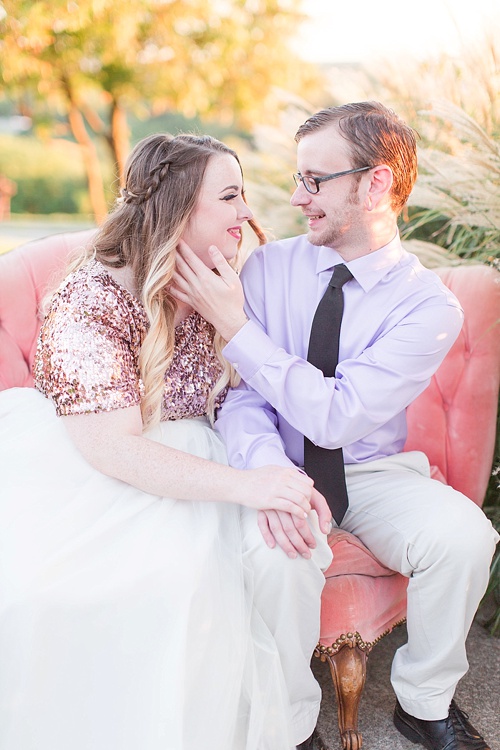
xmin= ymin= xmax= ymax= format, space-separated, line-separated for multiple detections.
xmin=332 ymin=218 xmax=398 ymax=262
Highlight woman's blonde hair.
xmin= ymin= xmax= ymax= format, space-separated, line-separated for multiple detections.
xmin=68 ymin=133 xmax=266 ymax=429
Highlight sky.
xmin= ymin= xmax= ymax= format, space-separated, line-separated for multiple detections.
xmin=298 ymin=0 xmax=500 ymax=64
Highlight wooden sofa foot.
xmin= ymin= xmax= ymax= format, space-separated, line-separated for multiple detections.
xmin=320 ymin=642 xmax=368 ymax=750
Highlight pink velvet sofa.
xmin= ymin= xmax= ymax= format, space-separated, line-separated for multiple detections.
xmin=0 ymin=229 xmax=97 ymax=390
xmin=1 ymin=232 xmax=499 ymax=750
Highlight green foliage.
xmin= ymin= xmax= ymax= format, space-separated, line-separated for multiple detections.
xmin=0 ymin=133 xmax=113 ymax=214
xmin=12 ymin=176 xmax=84 ymax=214
xmin=480 ymin=502 xmax=500 ymax=636
xmin=482 ymin=404 xmax=500 ymax=636
xmin=402 ymin=208 xmax=500 ymax=267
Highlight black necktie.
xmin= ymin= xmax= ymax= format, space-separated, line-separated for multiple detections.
xmin=304 ymin=263 xmax=353 ymax=525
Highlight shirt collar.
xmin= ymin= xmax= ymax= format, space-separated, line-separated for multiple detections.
xmin=315 ymin=233 xmax=405 ymax=293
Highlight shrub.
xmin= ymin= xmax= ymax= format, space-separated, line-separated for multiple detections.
xmin=0 ymin=134 xmax=111 ymax=215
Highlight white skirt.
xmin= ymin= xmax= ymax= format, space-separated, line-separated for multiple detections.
xmin=0 ymin=388 xmax=294 ymax=750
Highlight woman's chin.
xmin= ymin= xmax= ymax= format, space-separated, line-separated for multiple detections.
xmin=222 ymin=245 xmax=239 ymax=261
xmin=199 ymin=245 xmax=237 ymax=269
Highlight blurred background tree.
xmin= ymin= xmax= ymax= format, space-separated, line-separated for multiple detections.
xmin=0 ymin=0 xmax=320 ymax=220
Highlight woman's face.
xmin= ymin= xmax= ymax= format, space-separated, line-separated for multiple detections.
xmin=182 ymin=153 xmax=253 ymax=268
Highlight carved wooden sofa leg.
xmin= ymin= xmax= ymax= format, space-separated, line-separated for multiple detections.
xmin=316 ymin=636 xmax=372 ymax=750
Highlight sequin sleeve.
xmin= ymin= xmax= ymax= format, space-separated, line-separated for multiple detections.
xmin=34 ymin=262 xmax=147 ymax=416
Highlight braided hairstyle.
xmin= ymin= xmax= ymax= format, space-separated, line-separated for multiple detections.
xmin=73 ymin=133 xmax=266 ymax=428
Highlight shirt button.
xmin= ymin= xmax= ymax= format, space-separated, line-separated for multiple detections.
xmin=232 ymin=362 xmax=239 ymax=368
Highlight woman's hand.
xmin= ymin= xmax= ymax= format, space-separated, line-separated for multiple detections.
xmin=234 ymin=466 xmax=316 ymax=521
xmin=171 ymin=240 xmax=248 ymax=341
xmin=257 ymin=488 xmax=332 ymax=558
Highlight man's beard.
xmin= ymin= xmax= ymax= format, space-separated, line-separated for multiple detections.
xmin=307 ymin=187 xmax=360 ymax=248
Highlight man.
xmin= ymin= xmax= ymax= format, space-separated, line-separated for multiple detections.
xmin=212 ymin=102 xmax=498 ymax=750
xmin=173 ymin=101 xmax=498 ymax=749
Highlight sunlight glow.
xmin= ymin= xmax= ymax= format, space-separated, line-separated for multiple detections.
xmin=298 ymin=0 xmax=500 ymax=63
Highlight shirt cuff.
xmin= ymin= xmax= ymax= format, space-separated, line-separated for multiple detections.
xmin=223 ymin=319 xmax=280 ymax=381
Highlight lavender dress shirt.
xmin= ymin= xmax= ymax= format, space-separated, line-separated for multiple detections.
xmin=216 ymin=233 xmax=463 ymax=472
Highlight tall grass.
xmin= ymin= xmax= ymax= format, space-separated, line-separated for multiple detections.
xmin=404 ymin=101 xmax=500 ymax=266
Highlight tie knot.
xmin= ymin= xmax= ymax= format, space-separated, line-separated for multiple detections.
xmin=329 ymin=263 xmax=353 ymax=289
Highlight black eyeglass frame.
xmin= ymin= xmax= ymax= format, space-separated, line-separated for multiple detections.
xmin=292 ymin=166 xmax=372 ymax=194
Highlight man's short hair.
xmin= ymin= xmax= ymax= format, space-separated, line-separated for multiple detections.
xmin=295 ymin=101 xmax=419 ymax=214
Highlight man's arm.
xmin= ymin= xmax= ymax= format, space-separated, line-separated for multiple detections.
xmin=222 ymin=305 xmax=462 ymax=456
xmin=216 ymin=383 xmax=332 ymax=558
xmin=174 ymin=240 xmax=463 ymax=550
xmin=215 ymin=379 xmax=295 ymax=469
xmin=175 ymin=238 xmax=463 ymax=461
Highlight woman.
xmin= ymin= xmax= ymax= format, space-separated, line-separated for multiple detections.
xmin=0 ymin=134 xmax=321 ymax=750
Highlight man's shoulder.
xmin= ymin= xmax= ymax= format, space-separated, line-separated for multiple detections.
xmin=400 ymin=252 xmax=461 ymax=307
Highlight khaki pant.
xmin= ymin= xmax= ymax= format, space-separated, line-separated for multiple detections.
xmin=343 ymin=451 xmax=498 ymax=720
xmin=242 ymin=450 xmax=498 ymax=745
xmin=241 ymin=506 xmax=332 ymax=746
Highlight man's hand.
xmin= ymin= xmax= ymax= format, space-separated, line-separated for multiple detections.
xmin=257 ymin=487 xmax=332 ymax=558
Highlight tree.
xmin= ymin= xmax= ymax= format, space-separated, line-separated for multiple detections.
xmin=0 ymin=0 xmax=320 ymax=220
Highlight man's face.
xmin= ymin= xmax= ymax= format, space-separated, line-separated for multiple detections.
xmin=290 ymin=125 xmax=366 ymax=250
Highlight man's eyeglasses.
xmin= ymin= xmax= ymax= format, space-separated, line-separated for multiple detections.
xmin=292 ymin=166 xmax=372 ymax=195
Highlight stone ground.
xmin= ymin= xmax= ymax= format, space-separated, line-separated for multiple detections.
xmin=314 ymin=619 xmax=500 ymax=750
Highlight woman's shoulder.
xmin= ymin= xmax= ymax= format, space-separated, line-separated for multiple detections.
xmin=49 ymin=259 xmax=147 ymax=335
xmin=54 ymin=259 xmax=135 ymax=305
xmin=35 ymin=260 xmax=146 ymax=416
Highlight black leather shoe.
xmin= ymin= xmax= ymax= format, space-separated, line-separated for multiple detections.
xmin=296 ymin=727 xmax=324 ymax=750
xmin=394 ymin=699 xmax=490 ymax=750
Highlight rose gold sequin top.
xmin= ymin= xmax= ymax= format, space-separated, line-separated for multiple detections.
xmin=34 ymin=259 xmax=227 ymax=420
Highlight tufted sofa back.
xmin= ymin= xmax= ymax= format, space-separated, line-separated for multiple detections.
xmin=406 ymin=264 xmax=500 ymax=506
